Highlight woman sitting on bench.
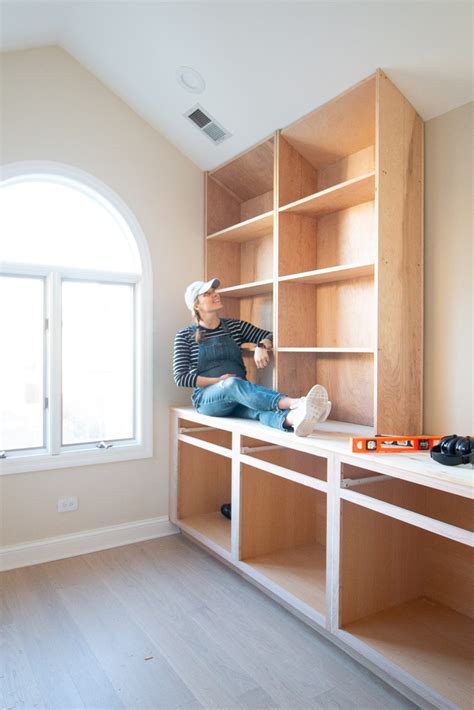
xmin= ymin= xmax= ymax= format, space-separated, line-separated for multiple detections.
xmin=173 ymin=278 xmax=331 ymax=437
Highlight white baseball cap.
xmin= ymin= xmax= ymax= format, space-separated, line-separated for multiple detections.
xmin=185 ymin=278 xmax=220 ymax=312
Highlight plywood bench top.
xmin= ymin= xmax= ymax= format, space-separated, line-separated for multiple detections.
xmin=172 ymin=406 xmax=474 ymax=498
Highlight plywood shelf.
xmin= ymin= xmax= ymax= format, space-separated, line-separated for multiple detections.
xmin=278 ymin=347 xmax=374 ymax=353
xmin=219 ymin=279 xmax=273 ymax=298
xmin=279 ymin=262 xmax=374 ymax=286
xmin=244 ymin=541 xmax=326 ymax=614
xmin=344 ymin=598 xmax=474 ymax=709
xmin=180 ymin=512 xmax=231 ymax=552
xmin=207 ymin=212 xmax=274 ymax=243
xmin=279 ymin=173 xmax=375 ymax=218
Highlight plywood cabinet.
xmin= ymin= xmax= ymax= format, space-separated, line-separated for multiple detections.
xmin=340 ymin=501 xmax=473 ymax=709
xmin=170 ymin=407 xmax=474 ymax=709
xmin=205 ymin=70 xmax=423 ymax=434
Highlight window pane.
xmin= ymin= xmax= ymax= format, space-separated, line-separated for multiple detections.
xmin=0 ymin=276 xmax=44 ymax=450
xmin=62 ymin=281 xmax=134 ymax=445
xmin=1 ymin=180 xmax=141 ymax=273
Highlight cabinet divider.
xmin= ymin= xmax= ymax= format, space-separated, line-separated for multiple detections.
xmin=326 ymin=452 xmax=342 ymax=632
xmin=231 ymin=430 xmax=242 ymax=562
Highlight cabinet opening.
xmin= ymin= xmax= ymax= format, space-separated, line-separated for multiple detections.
xmin=207 ymin=231 xmax=273 ymax=289
xmin=341 ymin=464 xmax=474 ymax=531
xmin=278 ymin=203 xmax=375 ymax=278
xmin=279 ymin=76 xmax=375 ymax=207
xmin=241 ymin=438 xmax=327 ymax=482
xmin=178 ymin=418 xmax=232 ymax=449
xmin=277 ymin=352 xmax=374 ymax=427
xmin=207 ymin=138 xmax=274 ymax=235
xmin=340 ymin=501 xmax=473 ymax=708
xmin=240 ymin=465 xmax=326 ymax=613
xmin=178 ymin=441 xmax=231 ymax=551
xmin=278 ymin=278 xmax=375 ymax=349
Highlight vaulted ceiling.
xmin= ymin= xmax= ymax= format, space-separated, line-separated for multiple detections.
xmin=1 ymin=1 xmax=472 ymax=170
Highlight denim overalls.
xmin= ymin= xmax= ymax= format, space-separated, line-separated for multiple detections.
xmin=191 ymin=320 xmax=289 ymax=431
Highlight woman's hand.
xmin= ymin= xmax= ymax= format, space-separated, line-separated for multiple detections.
xmin=254 ymin=346 xmax=270 ymax=369
xmin=218 ymin=373 xmax=238 ymax=381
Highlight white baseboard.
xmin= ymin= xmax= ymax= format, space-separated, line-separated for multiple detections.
xmin=0 ymin=516 xmax=179 ymax=571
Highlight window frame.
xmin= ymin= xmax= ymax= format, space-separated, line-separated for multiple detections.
xmin=0 ymin=162 xmax=153 ymax=475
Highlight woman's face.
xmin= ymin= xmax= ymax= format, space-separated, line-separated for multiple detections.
xmin=195 ymin=287 xmax=223 ymax=315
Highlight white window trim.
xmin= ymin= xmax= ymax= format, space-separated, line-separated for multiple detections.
xmin=0 ymin=161 xmax=153 ymax=475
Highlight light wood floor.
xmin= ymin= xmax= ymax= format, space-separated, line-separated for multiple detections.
xmin=1 ymin=534 xmax=418 ymax=709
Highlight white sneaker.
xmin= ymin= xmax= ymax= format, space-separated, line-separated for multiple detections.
xmin=292 ymin=385 xmax=329 ymax=437
xmin=317 ymin=401 xmax=332 ymax=423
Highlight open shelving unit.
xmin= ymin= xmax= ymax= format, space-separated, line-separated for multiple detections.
xmin=204 ymin=69 xmax=423 ymax=434
xmin=206 ymin=137 xmax=275 ymax=389
xmin=276 ymin=74 xmax=378 ymax=429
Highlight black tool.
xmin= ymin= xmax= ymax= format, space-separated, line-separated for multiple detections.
xmin=430 ymin=435 xmax=474 ymax=466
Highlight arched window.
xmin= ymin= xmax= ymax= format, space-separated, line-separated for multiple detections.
xmin=0 ymin=163 xmax=153 ymax=473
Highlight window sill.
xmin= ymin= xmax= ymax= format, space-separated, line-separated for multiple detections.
xmin=0 ymin=443 xmax=153 ymax=475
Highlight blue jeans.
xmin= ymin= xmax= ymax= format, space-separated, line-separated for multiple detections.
xmin=192 ymin=377 xmax=289 ymax=431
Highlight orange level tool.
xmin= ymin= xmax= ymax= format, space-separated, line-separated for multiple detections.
xmin=351 ymin=435 xmax=442 ymax=454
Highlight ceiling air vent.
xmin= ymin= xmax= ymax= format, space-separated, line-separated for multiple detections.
xmin=185 ymin=104 xmax=231 ymax=145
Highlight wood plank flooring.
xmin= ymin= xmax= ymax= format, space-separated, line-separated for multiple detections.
xmin=0 ymin=534 xmax=417 ymax=709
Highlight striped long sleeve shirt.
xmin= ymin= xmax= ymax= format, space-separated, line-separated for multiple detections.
xmin=173 ymin=318 xmax=273 ymax=388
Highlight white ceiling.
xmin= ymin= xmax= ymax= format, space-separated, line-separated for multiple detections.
xmin=1 ymin=1 xmax=472 ymax=170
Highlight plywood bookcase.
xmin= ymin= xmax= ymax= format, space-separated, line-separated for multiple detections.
xmin=171 ymin=70 xmax=458 ymax=709
xmin=205 ymin=69 xmax=423 ymax=434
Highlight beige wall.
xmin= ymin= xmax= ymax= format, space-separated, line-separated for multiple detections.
xmin=424 ymin=102 xmax=473 ymax=434
xmin=0 ymin=47 xmax=203 ymax=546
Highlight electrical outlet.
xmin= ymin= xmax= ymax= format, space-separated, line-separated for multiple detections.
xmin=57 ymin=496 xmax=78 ymax=513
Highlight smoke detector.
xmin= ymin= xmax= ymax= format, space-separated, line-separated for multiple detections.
xmin=176 ymin=66 xmax=205 ymax=94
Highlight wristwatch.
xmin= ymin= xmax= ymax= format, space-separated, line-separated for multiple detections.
xmin=257 ymin=341 xmax=270 ymax=350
